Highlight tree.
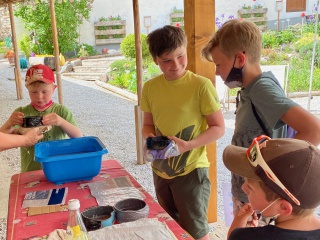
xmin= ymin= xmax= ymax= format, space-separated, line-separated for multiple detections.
xmin=14 ymin=0 xmax=93 ymax=54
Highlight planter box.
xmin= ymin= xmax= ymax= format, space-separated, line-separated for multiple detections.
xmin=238 ymin=8 xmax=268 ymax=31
xmin=170 ymin=12 xmax=184 ymax=28
xmin=94 ymin=20 xmax=126 ymax=45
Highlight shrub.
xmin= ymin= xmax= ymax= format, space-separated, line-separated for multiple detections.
xmin=76 ymin=44 xmax=98 ymax=57
xmin=120 ymin=34 xmax=152 ymax=65
xmin=15 ymin=1 xmax=92 ymax=54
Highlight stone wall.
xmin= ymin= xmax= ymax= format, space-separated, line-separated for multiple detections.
xmin=0 ymin=7 xmax=11 ymax=40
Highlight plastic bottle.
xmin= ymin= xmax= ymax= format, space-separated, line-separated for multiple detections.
xmin=65 ymin=199 xmax=89 ymax=240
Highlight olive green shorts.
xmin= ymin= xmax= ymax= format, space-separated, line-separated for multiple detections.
xmin=153 ymin=167 xmax=211 ymax=239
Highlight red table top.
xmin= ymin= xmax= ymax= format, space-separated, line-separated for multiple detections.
xmin=6 ymin=160 xmax=193 ymax=240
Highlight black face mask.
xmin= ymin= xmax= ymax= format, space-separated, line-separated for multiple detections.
xmin=224 ymin=56 xmax=243 ymax=89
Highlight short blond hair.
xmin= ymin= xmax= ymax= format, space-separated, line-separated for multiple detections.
xmin=202 ymin=19 xmax=261 ymax=63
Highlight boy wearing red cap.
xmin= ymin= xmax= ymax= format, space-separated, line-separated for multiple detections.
xmin=223 ymin=136 xmax=320 ymax=239
xmin=1 ymin=64 xmax=82 ymax=172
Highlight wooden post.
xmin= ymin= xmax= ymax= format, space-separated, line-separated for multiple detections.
xmin=49 ymin=0 xmax=63 ymax=104
xmin=184 ymin=0 xmax=217 ymax=223
xmin=132 ymin=0 xmax=144 ymax=164
xmin=8 ymin=3 xmax=23 ymax=100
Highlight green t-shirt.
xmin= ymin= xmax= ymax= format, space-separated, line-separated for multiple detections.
xmin=15 ymin=103 xmax=78 ymax=172
xmin=141 ymin=70 xmax=221 ymax=179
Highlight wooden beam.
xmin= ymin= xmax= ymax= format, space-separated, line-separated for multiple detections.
xmin=132 ymin=0 xmax=144 ymax=164
xmin=184 ymin=0 xmax=217 ymax=223
xmin=8 ymin=3 xmax=23 ymax=100
xmin=49 ymin=0 xmax=63 ymax=104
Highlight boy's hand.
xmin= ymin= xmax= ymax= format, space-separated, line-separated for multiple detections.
xmin=42 ymin=113 xmax=62 ymax=126
xmin=169 ymin=136 xmax=189 ymax=154
xmin=235 ymin=203 xmax=258 ymax=227
xmin=228 ymin=203 xmax=258 ymax=238
xmin=9 ymin=111 xmax=24 ymax=127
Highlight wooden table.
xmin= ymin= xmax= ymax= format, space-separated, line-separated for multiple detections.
xmin=6 ymin=160 xmax=193 ymax=240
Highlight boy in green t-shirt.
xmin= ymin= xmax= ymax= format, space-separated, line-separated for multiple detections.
xmin=1 ymin=64 xmax=82 ymax=172
xmin=141 ymin=25 xmax=225 ymax=240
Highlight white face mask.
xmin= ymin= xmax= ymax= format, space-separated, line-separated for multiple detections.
xmin=256 ymin=198 xmax=281 ymax=224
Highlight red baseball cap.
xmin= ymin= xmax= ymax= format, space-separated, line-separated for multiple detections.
xmin=25 ymin=64 xmax=55 ymax=86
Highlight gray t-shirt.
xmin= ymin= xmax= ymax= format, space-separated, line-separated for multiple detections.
xmin=231 ymin=72 xmax=298 ymax=202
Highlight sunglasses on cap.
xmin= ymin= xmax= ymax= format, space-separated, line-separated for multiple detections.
xmin=246 ymin=135 xmax=300 ymax=206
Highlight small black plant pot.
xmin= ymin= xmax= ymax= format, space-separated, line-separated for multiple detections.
xmin=22 ymin=116 xmax=43 ymax=128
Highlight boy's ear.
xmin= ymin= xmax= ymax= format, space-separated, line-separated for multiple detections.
xmin=278 ymin=199 xmax=293 ymax=216
xmin=236 ymin=52 xmax=246 ymax=68
xmin=153 ymin=57 xmax=158 ymax=65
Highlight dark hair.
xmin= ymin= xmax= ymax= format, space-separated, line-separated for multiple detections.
xmin=147 ymin=25 xmax=187 ymax=58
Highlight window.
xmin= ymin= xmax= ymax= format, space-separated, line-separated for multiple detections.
xmin=286 ymin=0 xmax=306 ymax=12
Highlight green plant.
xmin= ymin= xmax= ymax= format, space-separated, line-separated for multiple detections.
xmin=108 ymin=59 xmax=136 ymax=92
xmin=110 ymin=59 xmax=136 ymax=73
xmin=144 ymin=62 xmax=160 ymax=81
xmin=108 ymin=15 xmax=122 ymax=21
xmin=14 ymin=0 xmax=92 ymax=54
xmin=253 ymin=4 xmax=264 ymax=9
xmin=0 ymin=41 xmax=6 ymax=54
xmin=77 ymin=47 xmax=89 ymax=57
xmin=172 ymin=6 xmax=183 ymax=13
xmin=76 ymin=43 xmax=98 ymax=57
xmin=171 ymin=7 xmax=184 ymax=22
xmin=298 ymin=42 xmax=320 ymax=67
xmin=294 ymin=33 xmax=319 ymax=51
xmin=120 ymin=34 xmax=151 ymax=66
xmin=108 ymin=59 xmax=160 ymax=94
xmin=109 ymin=73 xmax=131 ymax=89
xmin=241 ymin=4 xmax=251 ymax=10
xmin=18 ymin=34 xmax=36 ymax=58
xmin=288 ymin=57 xmax=320 ymax=92
xmin=262 ymin=30 xmax=297 ymax=48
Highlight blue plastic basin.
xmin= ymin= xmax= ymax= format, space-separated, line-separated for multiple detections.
xmin=35 ymin=136 xmax=108 ymax=185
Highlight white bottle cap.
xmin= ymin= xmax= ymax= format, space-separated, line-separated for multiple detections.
xmin=68 ymin=199 xmax=80 ymax=210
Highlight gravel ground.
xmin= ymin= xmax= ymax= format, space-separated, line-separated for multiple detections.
xmin=1 ymin=59 xmax=320 ymax=239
